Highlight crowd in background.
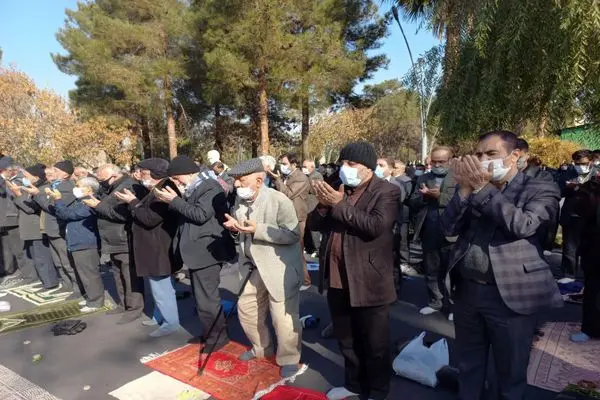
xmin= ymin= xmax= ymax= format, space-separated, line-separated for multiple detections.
xmin=0 ymin=133 xmax=599 ymax=400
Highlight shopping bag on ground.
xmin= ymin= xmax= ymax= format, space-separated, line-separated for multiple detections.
xmin=392 ymin=331 xmax=449 ymax=387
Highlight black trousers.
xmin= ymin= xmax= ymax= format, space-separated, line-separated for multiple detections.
xmin=24 ymin=237 xmax=59 ymax=288
xmin=421 ymin=243 xmax=452 ymax=310
xmin=189 ymin=263 xmax=228 ymax=346
xmin=70 ymin=249 xmax=104 ymax=308
xmin=561 ymin=218 xmax=584 ymax=277
xmin=454 ymin=280 xmax=537 ymax=400
xmin=49 ymin=236 xmax=80 ymax=293
xmin=582 ymin=274 xmax=600 ymax=338
xmin=328 ymin=288 xmax=391 ymax=400
xmin=0 ymin=227 xmax=28 ymax=277
xmin=110 ymin=252 xmax=143 ymax=310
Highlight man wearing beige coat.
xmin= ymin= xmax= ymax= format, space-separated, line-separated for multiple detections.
xmin=224 ymin=158 xmax=303 ymax=379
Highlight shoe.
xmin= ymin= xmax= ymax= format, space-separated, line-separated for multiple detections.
xmin=300 ymin=284 xmax=311 ymax=291
xmin=400 ymin=264 xmax=419 ymax=277
xmin=570 ymin=332 xmax=591 ymax=343
xmin=321 ymin=322 xmax=334 ymax=339
xmin=310 ymin=252 xmax=318 ymax=258
xmin=106 ymin=306 xmax=126 ymax=315
xmin=78 ymin=299 xmax=87 ymax=307
xmin=148 ymin=325 xmax=180 ymax=338
xmin=326 ymin=387 xmax=359 ymax=400
xmin=201 ymin=339 xmax=230 ymax=354
xmin=38 ymin=284 xmax=63 ymax=296
xmin=419 ymin=306 xmax=440 ymax=315
xmin=80 ymin=306 xmax=100 ymax=313
xmin=142 ymin=319 xmax=159 ymax=327
xmin=280 ymin=364 xmax=299 ymax=378
xmin=0 ymin=292 xmax=7 ymax=298
xmin=238 ymin=347 xmax=274 ymax=361
xmin=116 ymin=309 xmax=143 ymax=325
xmin=448 ymin=313 xmax=454 ymax=321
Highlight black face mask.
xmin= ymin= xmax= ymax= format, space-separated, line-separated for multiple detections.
xmin=99 ymin=179 xmax=111 ymax=190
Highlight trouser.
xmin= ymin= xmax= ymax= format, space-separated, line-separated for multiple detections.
xmin=147 ymin=275 xmax=179 ymax=329
xmin=0 ymin=226 xmax=29 ymax=277
xmin=189 ymin=264 xmax=227 ymax=346
xmin=454 ymin=279 xmax=537 ymax=400
xmin=582 ymin=273 xmax=600 ymax=338
xmin=328 ymin=288 xmax=390 ymax=400
xmin=392 ymin=223 xmax=410 ymax=293
xmin=49 ymin=236 xmax=80 ymax=293
xmin=422 ymin=243 xmax=452 ymax=310
xmin=561 ymin=218 xmax=584 ymax=277
xmin=69 ymin=249 xmax=104 ymax=308
xmin=110 ymin=252 xmax=143 ymax=310
xmin=299 ymin=220 xmax=311 ymax=285
xmin=24 ymin=237 xmax=59 ymax=288
xmin=303 ymin=226 xmax=321 ymax=255
xmin=237 ymin=269 xmax=301 ymax=366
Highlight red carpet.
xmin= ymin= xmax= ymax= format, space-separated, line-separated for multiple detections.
xmin=261 ymin=386 xmax=327 ymax=400
xmin=144 ymin=342 xmax=298 ymax=400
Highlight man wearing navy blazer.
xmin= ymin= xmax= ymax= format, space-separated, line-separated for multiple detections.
xmin=441 ymin=131 xmax=563 ymax=400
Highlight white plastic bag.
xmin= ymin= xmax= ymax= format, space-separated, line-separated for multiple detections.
xmin=392 ymin=331 xmax=449 ymax=387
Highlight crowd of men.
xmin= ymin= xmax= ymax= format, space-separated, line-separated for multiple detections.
xmin=0 ymin=131 xmax=599 ymax=400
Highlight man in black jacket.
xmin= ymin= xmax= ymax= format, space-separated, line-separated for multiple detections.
xmin=155 ymin=156 xmax=236 ymax=351
xmin=84 ymin=164 xmax=146 ymax=324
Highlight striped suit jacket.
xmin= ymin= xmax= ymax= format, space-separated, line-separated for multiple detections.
xmin=441 ymin=172 xmax=563 ymax=315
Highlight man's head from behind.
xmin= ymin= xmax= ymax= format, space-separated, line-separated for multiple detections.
xmin=476 ymin=130 xmax=520 ymax=183
xmin=211 ymin=161 xmax=225 ymax=176
xmin=207 ymin=150 xmax=220 ymax=165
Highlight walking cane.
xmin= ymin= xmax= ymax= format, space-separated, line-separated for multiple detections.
xmin=197 ymin=264 xmax=255 ymax=376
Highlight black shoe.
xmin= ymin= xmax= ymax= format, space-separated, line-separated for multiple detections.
xmin=201 ymin=338 xmax=230 ymax=354
xmin=106 ymin=305 xmax=126 ymax=315
xmin=116 ymin=309 xmax=143 ymax=325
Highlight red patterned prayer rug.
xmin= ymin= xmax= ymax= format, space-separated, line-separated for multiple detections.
xmin=260 ymin=386 xmax=327 ymax=400
xmin=142 ymin=341 xmax=307 ymax=400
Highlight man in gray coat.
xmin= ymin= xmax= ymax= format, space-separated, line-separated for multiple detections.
xmin=441 ymin=131 xmax=562 ymax=400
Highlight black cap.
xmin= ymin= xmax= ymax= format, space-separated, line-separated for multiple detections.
xmin=0 ymin=156 xmax=13 ymax=170
xmin=228 ymin=158 xmax=265 ymax=178
xmin=338 ymin=142 xmax=377 ymax=170
xmin=167 ymin=156 xmax=200 ymax=176
xmin=138 ymin=158 xmax=169 ymax=179
xmin=25 ymin=163 xmax=47 ymax=181
xmin=54 ymin=160 xmax=74 ymax=175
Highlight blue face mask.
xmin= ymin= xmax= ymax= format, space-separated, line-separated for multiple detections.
xmin=264 ymin=176 xmax=271 ymax=187
xmin=340 ymin=165 xmax=362 ymax=187
xmin=431 ymin=167 xmax=448 ymax=176
xmin=414 ymin=170 xmax=424 ymax=177
xmin=374 ymin=166 xmax=385 ymax=178
xmin=21 ymin=178 xmax=32 ymax=187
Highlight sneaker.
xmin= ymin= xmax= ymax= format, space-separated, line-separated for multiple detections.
xmin=148 ymin=325 xmax=180 ymax=338
xmin=0 ymin=292 xmax=7 ymax=298
xmin=80 ymin=306 xmax=100 ymax=313
xmin=326 ymin=387 xmax=359 ymax=400
xmin=400 ymin=264 xmax=419 ymax=277
xmin=321 ymin=322 xmax=334 ymax=339
xmin=310 ymin=252 xmax=318 ymax=258
xmin=142 ymin=319 xmax=159 ymax=327
xmin=280 ymin=364 xmax=299 ymax=378
xmin=448 ymin=313 xmax=454 ymax=321
xmin=78 ymin=299 xmax=87 ymax=307
xmin=419 ymin=306 xmax=440 ymax=315
xmin=38 ymin=284 xmax=63 ymax=297
xmin=300 ymin=284 xmax=311 ymax=291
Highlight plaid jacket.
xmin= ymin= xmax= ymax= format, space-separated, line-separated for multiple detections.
xmin=441 ymin=172 xmax=563 ymax=315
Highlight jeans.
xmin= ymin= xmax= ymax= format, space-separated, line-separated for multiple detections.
xmin=147 ymin=275 xmax=179 ymax=329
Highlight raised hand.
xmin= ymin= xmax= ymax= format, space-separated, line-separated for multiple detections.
xmin=313 ymin=180 xmax=344 ymax=206
xmin=82 ymin=195 xmax=101 ymax=208
xmin=114 ymin=188 xmax=137 ymax=204
xmin=154 ymin=186 xmax=178 ymax=203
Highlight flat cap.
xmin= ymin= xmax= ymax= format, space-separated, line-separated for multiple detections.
xmin=228 ymin=158 xmax=265 ymax=178
xmin=138 ymin=158 xmax=169 ymax=179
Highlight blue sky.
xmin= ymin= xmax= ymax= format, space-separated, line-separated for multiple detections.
xmin=0 ymin=1 xmax=439 ymax=99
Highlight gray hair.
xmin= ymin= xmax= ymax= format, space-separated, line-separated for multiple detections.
xmin=259 ymin=155 xmax=276 ymax=170
xmin=78 ymin=177 xmax=100 ymax=193
xmin=97 ymin=164 xmax=121 ymax=176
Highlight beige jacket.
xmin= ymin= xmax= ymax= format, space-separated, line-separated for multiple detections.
xmin=233 ymin=187 xmax=303 ymax=302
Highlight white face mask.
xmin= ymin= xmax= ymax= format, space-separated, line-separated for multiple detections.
xmin=480 ymin=158 xmax=511 ymax=182
xmin=280 ymin=165 xmax=292 ymax=175
xmin=301 ymin=167 xmax=309 ymax=175
xmin=73 ymin=187 xmax=86 ymax=199
xmin=236 ymin=186 xmax=256 ymax=200
xmin=340 ymin=165 xmax=362 ymax=187
xmin=142 ymin=179 xmax=154 ymax=188
xmin=575 ymin=165 xmax=591 ymax=175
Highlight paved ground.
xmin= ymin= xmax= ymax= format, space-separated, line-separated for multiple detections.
xmin=0 ymin=250 xmax=579 ymax=400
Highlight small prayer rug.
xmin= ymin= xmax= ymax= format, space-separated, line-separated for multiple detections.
xmin=528 ymin=322 xmax=600 ymax=393
xmin=3 ymin=282 xmax=72 ymax=306
xmin=0 ymin=299 xmax=113 ymax=334
xmin=0 ymin=363 xmax=60 ymax=399
xmin=142 ymin=342 xmax=307 ymax=400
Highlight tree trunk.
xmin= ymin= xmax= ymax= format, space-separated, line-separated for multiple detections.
xmin=442 ymin=21 xmax=460 ymax=88
xmin=166 ymin=105 xmax=177 ymax=159
xmin=214 ymin=104 xmax=223 ymax=151
xmin=141 ymin=116 xmax=152 ymax=158
xmin=537 ymin=110 xmax=549 ymax=137
xmin=258 ymin=67 xmax=269 ymax=156
xmin=301 ymin=95 xmax=310 ymax=160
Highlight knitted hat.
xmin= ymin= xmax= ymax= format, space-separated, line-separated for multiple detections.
xmin=167 ymin=156 xmax=200 ymax=176
xmin=338 ymin=142 xmax=377 ymax=170
xmin=54 ymin=160 xmax=74 ymax=175
xmin=138 ymin=158 xmax=169 ymax=179
xmin=25 ymin=163 xmax=47 ymax=181
xmin=228 ymin=158 xmax=265 ymax=178
xmin=0 ymin=156 xmax=13 ymax=170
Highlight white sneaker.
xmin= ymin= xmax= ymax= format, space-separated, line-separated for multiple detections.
xmin=419 ymin=306 xmax=440 ymax=315
xmin=401 ymin=264 xmax=419 ymax=276
xmin=448 ymin=313 xmax=454 ymax=321
xmin=299 ymin=284 xmax=311 ymax=291
xmin=0 ymin=292 xmax=7 ymax=298
xmin=80 ymin=306 xmax=99 ymax=313
xmin=78 ymin=299 xmax=87 ymax=307
xmin=326 ymin=387 xmax=359 ymax=400
xmin=310 ymin=252 xmax=318 ymax=258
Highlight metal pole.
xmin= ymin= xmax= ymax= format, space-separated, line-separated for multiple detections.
xmin=392 ymin=6 xmax=427 ymax=162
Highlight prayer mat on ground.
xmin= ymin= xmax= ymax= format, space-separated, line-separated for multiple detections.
xmin=142 ymin=341 xmax=307 ymax=400
xmin=528 ymin=322 xmax=600 ymax=393
xmin=0 ymin=276 xmax=33 ymax=290
xmin=3 ymin=282 xmax=72 ymax=306
xmin=0 ymin=299 xmax=113 ymax=334
xmin=0 ymin=363 xmax=61 ymax=400
xmin=260 ymin=386 xmax=327 ymax=400
xmin=109 ymin=371 xmax=212 ymax=400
